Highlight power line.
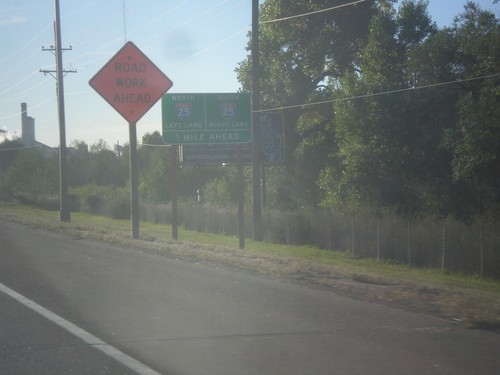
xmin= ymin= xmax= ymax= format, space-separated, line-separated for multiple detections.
xmin=260 ymin=0 xmax=370 ymax=24
xmin=139 ymin=0 xmax=244 ymax=50
xmin=0 ymin=143 xmax=46 ymax=151
xmin=62 ymin=0 xmax=192 ymax=70
xmin=67 ymin=0 xmax=241 ymax=71
xmin=255 ymin=73 xmax=500 ymax=113
xmin=166 ymin=26 xmax=250 ymax=68
xmin=0 ymin=96 xmax=55 ymax=121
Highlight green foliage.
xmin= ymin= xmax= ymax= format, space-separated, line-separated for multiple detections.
xmin=68 ymin=139 xmax=127 ymax=187
xmin=317 ymin=1 xmax=499 ymax=221
xmin=203 ymin=177 xmax=231 ymax=206
xmin=235 ymin=0 xmax=382 ymax=208
xmin=441 ymin=3 xmax=500 ymax=220
xmin=0 ymin=139 xmax=22 ymax=174
xmin=138 ymin=132 xmax=171 ymax=202
xmin=1 ymin=147 xmax=59 ymax=205
xmin=70 ymin=183 xmax=129 ymax=219
xmin=320 ymin=1 xmax=444 ymax=216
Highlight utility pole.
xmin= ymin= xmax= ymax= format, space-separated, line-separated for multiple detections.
xmin=40 ymin=0 xmax=76 ymax=222
xmin=252 ymin=0 xmax=263 ymax=241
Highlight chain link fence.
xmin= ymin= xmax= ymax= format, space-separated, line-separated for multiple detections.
xmin=140 ymin=202 xmax=500 ymax=279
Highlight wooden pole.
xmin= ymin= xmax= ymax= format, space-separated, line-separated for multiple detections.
xmin=237 ymin=144 xmax=245 ymax=249
xmin=252 ymin=0 xmax=262 ymax=241
xmin=54 ymin=0 xmax=70 ymax=222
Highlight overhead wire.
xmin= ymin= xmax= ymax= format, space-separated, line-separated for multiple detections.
xmin=65 ymin=0 xmax=247 ymax=95
xmin=65 ymin=0 xmax=192 ymax=69
xmin=166 ymin=26 xmax=250 ymax=69
xmin=0 ymin=96 xmax=55 ymax=121
xmin=0 ymin=79 xmax=53 ymax=105
xmin=0 ymin=22 xmax=52 ymax=65
xmin=139 ymin=0 xmax=244 ymax=48
xmin=0 ymin=143 xmax=46 ymax=151
xmin=68 ymin=0 xmax=242 ymax=72
xmin=252 ymin=0 xmax=499 ymax=112
xmin=255 ymin=73 xmax=500 ymax=113
xmin=260 ymin=0 xmax=370 ymax=24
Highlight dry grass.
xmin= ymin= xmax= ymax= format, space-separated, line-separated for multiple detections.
xmin=1 ymin=204 xmax=499 ymax=331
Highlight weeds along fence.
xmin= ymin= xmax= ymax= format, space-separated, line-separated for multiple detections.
xmin=140 ymin=202 xmax=500 ymax=279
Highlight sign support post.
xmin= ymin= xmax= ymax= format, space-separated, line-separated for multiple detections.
xmin=171 ymin=145 xmax=178 ymax=241
xmin=129 ymin=122 xmax=139 ymax=239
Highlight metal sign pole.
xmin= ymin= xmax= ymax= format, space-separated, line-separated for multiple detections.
xmin=171 ymin=145 xmax=178 ymax=241
xmin=129 ymin=122 xmax=139 ymax=239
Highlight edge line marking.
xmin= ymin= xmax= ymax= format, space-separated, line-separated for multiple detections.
xmin=0 ymin=282 xmax=161 ymax=375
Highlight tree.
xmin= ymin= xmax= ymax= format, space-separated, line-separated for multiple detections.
xmin=236 ymin=0 xmax=385 ymax=207
xmin=319 ymin=1 xmax=499 ymax=221
xmin=67 ymin=140 xmax=91 ymax=187
xmin=87 ymin=139 xmax=126 ymax=187
xmin=0 ymin=139 xmax=22 ymax=174
xmin=3 ymin=148 xmax=58 ymax=202
xmin=319 ymin=0 xmax=451 ymax=216
xmin=138 ymin=131 xmax=171 ymax=202
xmin=442 ymin=2 xmax=500 ymax=220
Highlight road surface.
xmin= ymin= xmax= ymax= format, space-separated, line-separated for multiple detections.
xmin=1 ymin=220 xmax=499 ymax=374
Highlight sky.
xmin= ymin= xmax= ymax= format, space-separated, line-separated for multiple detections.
xmin=0 ymin=0 xmax=498 ymax=148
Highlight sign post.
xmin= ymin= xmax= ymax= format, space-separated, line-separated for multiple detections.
xmin=129 ymin=123 xmax=139 ymax=238
xmin=90 ymin=41 xmax=173 ymax=239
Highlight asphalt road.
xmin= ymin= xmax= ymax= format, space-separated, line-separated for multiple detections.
xmin=1 ymin=220 xmax=499 ymax=375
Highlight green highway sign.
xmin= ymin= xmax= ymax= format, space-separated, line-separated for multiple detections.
xmin=162 ymin=93 xmax=252 ymax=144
xmin=180 ymin=112 xmax=285 ymax=165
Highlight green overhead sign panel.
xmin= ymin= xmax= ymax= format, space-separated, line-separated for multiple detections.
xmin=162 ymin=93 xmax=252 ymax=144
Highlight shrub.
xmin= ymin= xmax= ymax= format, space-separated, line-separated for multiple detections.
xmin=70 ymin=184 xmax=129 ymax=219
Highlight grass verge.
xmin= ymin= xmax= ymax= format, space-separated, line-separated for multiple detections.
xmin=1 ymin=203 xmax=499 ymax=331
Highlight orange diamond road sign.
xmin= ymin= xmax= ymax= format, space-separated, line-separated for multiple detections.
xmin=89 ymin=41 xmax=173 ymax=123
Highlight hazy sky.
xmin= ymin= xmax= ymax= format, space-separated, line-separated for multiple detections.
xmin=1 ymin=0 xmax=498 ymax=147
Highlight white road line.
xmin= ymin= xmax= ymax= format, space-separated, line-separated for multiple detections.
xmin=0 ymin=282 xmax=162 ymax=375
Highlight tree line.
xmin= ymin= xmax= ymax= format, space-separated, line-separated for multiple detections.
xmin=0 ymin=132 xmax=232 ymax=214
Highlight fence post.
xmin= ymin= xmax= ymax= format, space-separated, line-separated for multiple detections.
xmin=377 ymin=218 xmax=381 ymax=261
xmin=351 ymin=216 xmax=355 ymax=256
xmin=286 ymin=212 xmax=290 ymax=245
xmin=329 ymin=212 xmax=333 ymax=251
xmin=407 ymin=221 xmax=412 ymax=266
xmin=480 ymin=224 xmax=484 ymax=278
xmin=441 ymin=221 xmax=447 ymax=272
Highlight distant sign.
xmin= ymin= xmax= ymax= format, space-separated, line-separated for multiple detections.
xmin=89 ymin=41 xmax=173 ymax=123
xmin=180 ymin=143 xmax=253 ymax=164
xmin=260 ymin=113 xmax=284 ymax=163
xmin=181 ymin=113 xmax=284 ymax=165
xmin=162 ymin=93 xmax=251 ymax=144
